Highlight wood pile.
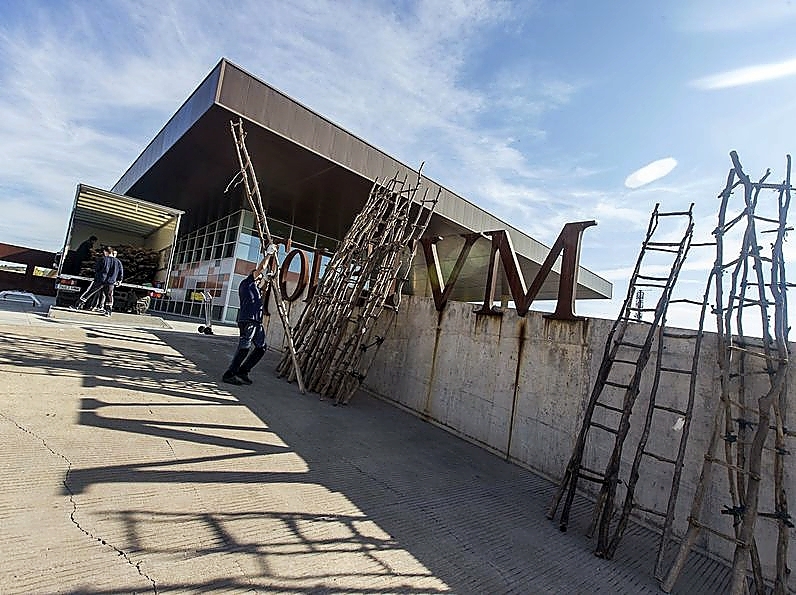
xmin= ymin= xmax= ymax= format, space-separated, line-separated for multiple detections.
xmin=79 ymin=245 xmax=159 ymax=284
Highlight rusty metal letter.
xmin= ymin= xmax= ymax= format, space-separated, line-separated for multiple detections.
xmin=474 ymin=221 xmax=597 ymax=320
xmin=420 ymin=233 xmax=481 ymax=311
xmin=279 ymin=248 xmax=309 ymax=302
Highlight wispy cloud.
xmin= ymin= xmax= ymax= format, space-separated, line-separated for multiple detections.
xmin=0 ymin=0 xmax=589 ymax=253
xmin=692 ymin=57 xmax=796 ymax=90
xmin=624 ymin=158 xmax=678 ymax=189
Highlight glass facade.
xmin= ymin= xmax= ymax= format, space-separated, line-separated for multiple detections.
xmin=152 ymin=210 xmax=337 ymax=323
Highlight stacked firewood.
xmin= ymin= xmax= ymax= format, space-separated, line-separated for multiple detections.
xmin=79 ymin=245 xmax=159 ymax=284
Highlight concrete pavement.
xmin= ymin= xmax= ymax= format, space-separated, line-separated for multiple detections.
xmin=0 ymin=300 xmax=731 ymax=593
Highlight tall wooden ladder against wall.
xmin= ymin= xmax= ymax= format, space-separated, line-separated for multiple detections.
xmin=229 ymin=118 xmax=305 ymax=393
xmin=276 ymin=168 xmax=439 ymax=405
xmin=662 ymin=152 xmax=793 ymax=595
xmin=607 ymin=233 xmax=717 ymax=577
xmin=547 ymin=203 xmax=696 ymax=556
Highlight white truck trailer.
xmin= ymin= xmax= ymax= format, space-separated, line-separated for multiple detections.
xmin=54 ymin=184 xmax=183 ymax=313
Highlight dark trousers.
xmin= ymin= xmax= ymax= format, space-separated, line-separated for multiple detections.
xmin=78 ymin=280 xmax=104 ymax=307
xmin=101 ymin=283 xmax=115 ymax=311
xmin=225 ymin=321 xmax=267 ymax=377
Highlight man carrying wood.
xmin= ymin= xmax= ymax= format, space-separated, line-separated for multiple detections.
xmin=223 ymin=256 xmax=269 ymax=385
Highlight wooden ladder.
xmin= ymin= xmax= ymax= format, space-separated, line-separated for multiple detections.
xmin=548 ymin=203 xmax=695 ymax=552
xmin=229 ymin=119 xmax=305 ymax=393
xmin=662 ymin=152 xmax=793 ymax=595
xmin=607 ymin=236 xmax=715 ymax=575
xmin=276 ymin=168 xmax=439 ymax=404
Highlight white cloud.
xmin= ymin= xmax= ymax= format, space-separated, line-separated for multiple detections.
xmin=692 ymin=57 xmax=796 ymax=90
xmin=624 ymin=158 xmax=678 ymax=189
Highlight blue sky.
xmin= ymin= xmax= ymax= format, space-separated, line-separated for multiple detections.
xmin=1 ymin=0 xmax=795 ymax=329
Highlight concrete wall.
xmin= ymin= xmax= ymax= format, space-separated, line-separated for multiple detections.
xmin=263 ymin=294 xmax=794 ymax=576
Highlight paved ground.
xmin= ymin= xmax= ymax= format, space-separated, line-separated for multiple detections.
xmin=0 ymin=299 xmax=732 ymax=594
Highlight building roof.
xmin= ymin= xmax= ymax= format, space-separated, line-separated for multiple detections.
xmin=112 ymin=58 xmax=611 ymax=303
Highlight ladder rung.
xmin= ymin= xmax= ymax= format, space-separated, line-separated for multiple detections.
xmin=616 ymin=341 xmax=646 ymax=349
xmin=662 ymin=330 xmax=698 ymax=339
xmin=643 ymin=450 xmax=677 ymax=464
xmin=579 ymin=467 xmax=607 ymax=483
xmin=733 ymin=338 xmax=768 ymax=349
xmin=595 ymin=401 xmax=624 ymax=413
xmin=612 ymin=358 xmax=637 ymax=365
xmin=688 ymin=518 xmax=745 ymax=545
xmin=668 ymin=298 xmax=705 ymax=306
xmin=625 ymin=318 xmax=654 ymax=326
xmin=705 ymin=455 xmax=760 ymax=479
xmin=636 ymin=274 xmax=670 ymax=281
xmin=734 ymin=297 xmax=765 ymax=305
xmin=647 ymin=247 xmax=680 ymax=253
xmin=654 ymin=404 xmax=688 ymax=416
xmin=754 ymin=215 xmax=780 ymax=224
xmin=657 ymin=210 xmax=693 ymax=217
xmin=603 ymin=380 xmax=630 ymax=389
xmin=660 ymin=366 xmax=692 ymax=374
xmin=720 ymin=259 xmax=741 ymax=269
xmin=590 ymin=421 xmax=619 ymax=434
xmin=727 ymin=345 xmax=786 ymax=362
xmin=646 ymin=241 xmax=683 ymax=247
xmin=636 ymin=505 xmax=667 ymax=517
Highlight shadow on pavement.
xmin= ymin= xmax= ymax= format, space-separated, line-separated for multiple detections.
xmin=0 ymin=326 xmax=731 ymax=594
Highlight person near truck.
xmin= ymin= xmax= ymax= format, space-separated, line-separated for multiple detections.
xmin=223 ymin=256 xmax=269 ymax=385
xmin=93 ymin=249 xmax=124 ymax=312
xmin=72 ymin=246 xmax=121 ymax=316
xmin=64 ymin=235 xmax=97 ymax=275
xmin=100 ymin=249 xmax=124 ymax=316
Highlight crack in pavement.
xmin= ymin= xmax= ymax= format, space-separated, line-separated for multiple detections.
xmin=1 ymin=412 xmax=159 ymax=594
xmin=163 ymin=438 xmax=258 ymax=592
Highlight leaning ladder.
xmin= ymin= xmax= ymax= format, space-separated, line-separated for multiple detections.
xmin=662 ymin=152 xmax=793 ymax=595
xmin=276 ymin=169 xmax=438 ymax=404
xmin=548 ymin=204 xmax=695 ymax=549
xmin=229 ymin=118 xmax=306 ymax=393
xmin=605 ymin=235 xmax=715 ymax=574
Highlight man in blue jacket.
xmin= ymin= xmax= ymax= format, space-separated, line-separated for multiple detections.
xmin=100 ymin=249 xmax=124 ymax=316
xmin=73 ymin=246 xmax=114 ymax=313
xmin=223 ymin=256 xmax=269 ymax=385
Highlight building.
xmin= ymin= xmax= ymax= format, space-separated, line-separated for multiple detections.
xmin=111 ymin=58 xmax=611 ymax=322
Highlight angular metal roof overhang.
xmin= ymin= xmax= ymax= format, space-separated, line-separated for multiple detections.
xmin=112 ymin=59 xmax=612 ymax=303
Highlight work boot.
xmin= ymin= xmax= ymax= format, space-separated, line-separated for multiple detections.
xmin=222 ymin=372 xmax=244 ymax=385
xmin=237 ymin=372 xmax=253 ymax=385
xmin=225 ymin=347 xmax=250 ymax=378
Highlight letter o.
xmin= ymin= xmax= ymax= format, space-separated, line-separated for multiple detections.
xmin=279 ymin=248 xmax=309 ymax=302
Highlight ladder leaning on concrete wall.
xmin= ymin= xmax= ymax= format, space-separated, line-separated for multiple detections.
xmin=276 ymin=168 xmax=439 ymax=405
xmin=547 ymin=203 xmax=696 ymax=556
xmin=662 ymin=152 xmax=793 ymax=595
xmin=608 ymin=236 xmax=717 ymax=576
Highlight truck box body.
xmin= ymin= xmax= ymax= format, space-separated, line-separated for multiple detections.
xmin=55 ymin=184 xmax=184 ymax=312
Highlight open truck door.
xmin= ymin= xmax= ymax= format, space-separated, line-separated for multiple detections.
xmin=55 ymin=184 xmax=183 ymax=312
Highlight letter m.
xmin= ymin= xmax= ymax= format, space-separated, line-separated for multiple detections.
xmin=475 ymin=221 xmax=597 ymax=320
